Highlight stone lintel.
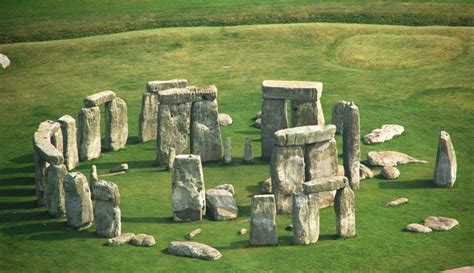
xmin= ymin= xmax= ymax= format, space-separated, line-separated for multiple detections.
xmin=303 ymin=176 xmax=348 ymax=193
xmin=158 ymin=86 xmax=217 ymax=105
xmin=146 ymin=79 xmax=188 ymax=93
xmin=262 ymin=80 xmax=322 ymax=101
xmin=274 ymin=125 xmax=336 ymax=147
xmin=84 ymin=90 xmax=116 ymax=107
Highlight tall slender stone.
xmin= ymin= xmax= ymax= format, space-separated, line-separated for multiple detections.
xmin=89 ymin=165 xmax=98 ymax=189
xmin=34 ymin=155 xmax=48 ymax=206
xmin=335 ymin=187 xmax=356 ymax=238
xmin=291 ymin=100 xmax=324 ymax=127
xmin=58 ymin=115 xmax=79 ymax=171
xmin=342 ymin=102 xmax=360 ymax=190
xmin=64 ymin=172 xmax=94 ymax=229
xmin=249 ymin=194 xmax=278 ymax=246
xmin=261 ymin=99 xmax=288 ymax=159
xmin=44 ymin=164 xmax=67 ymax=217
xmin=433 ymin=131 xmax=457 ymax=188
xmin=167 ymin=147 xmax=176 ymax=171
xmin=332 ymin=101 xmax=349 ymax=134
xmin=105 ymin=97 xmax=128 ymax=151
xmin=244 ymin=138 xmax=254 ymax=163
xmin=223 ymin=137 xmax=232 ymax=164
xmin=191 ymin=99 xmax=222 ymax=162
xmin=93 ymin=180 xmax=121 ymax=238
xmin=78 ymin=107 xmax=101 ymax=161
xmin=292 ymin=192 xmax=320 ymax=245
xmin=138 ymin=93 xmax=159 ymax=143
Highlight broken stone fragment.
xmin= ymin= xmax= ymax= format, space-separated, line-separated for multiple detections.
xmin=185 ymin=228 xmax=202 ymax=240
xmin=433 ymin=131 xmax=457 ymax=188
xmin=363 ymin=125 xmax=404 ymax=145
xmin=64 ymin=172 xmax=94 ymax=229
xmin=368 ymin=151 xmax=427 ymax=167
xmin=238 ymin=228 xmax=248 ymax=235
xmin=146 ymin=79 xmax=188 ymax=92
xmin=130 ymin=234 xmax=156 ymax=247
xmin=385 ymin=197 xmax=408 ymax=207
xmin=218 ymin=113 xmax=233 ymax=126
xmin=78 ymin=107 xmax=101 ymax=161
xmin=206 ymin=189 xmax=238 ymax=221
xmin=168 ymin=241 xmax=222 ymax=261
xmin=110 ymin=164 xmax=128 ymax=173
xmin=0 ymin=53 xmax=11 ymax=69
xmin=253 ymin=118 xmax=261 ymax=129
xmin=359 ymin=164 xmax=374 ymax=180
xmin=105 ymin=233 xmax=135 ymax=246
xmin=405 ymin=223 xmax=432 ymax=233
xmin=381 ymin=166 xmax=400 ymax=180
xmin=84 ymin=90 xmax=116 ymax=107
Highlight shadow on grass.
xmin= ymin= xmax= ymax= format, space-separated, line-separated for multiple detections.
xmin=245 ymin=184 xmax=261 ymax=197
xmin=10 ymin=153 xmax=35 ymax=164
xmin=0 ymin=200 xmax=38 ymax=210
xmin=0 ymin=165 xmax=34 ymax=175
xmin=28 ymin=229 xmax=97 ymax=241
xmin=0 ymin=188 xmax=36 ymax=197
xmin=235 ymin=130 xmax=261 ymax=136
xmin=89 ymin=160 xmax=157 ymax=171
xmin=0 ymin=210 xmax=49 ymax=224
xmin=121 ymin=216 xmax=175 ymax=224
xmin=378 ymin=179 xmax=435 ymax=189
xmin=203 ymin=157 xmax=269 ymax=169
xmin=0 ymin=177 xmax=34 ymax=186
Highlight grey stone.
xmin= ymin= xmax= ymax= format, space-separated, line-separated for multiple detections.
xmin=206 ymin=189 xmax=238 ymax=221
xmin=78 ymin=107 xmax=101 ymax=161
xmin=172 ymin=155 xmax=206 ymax=222
xmin=292 ymin=192 xmax=320 ymax=245
xmin=239 ymin=228 xmax=248 ymax=235
xmin=261 ymin=178 xmax=272 ymax=194
xmin=291 ymin=100 xmax=324 ymax=127
xmin=105 ymin=97 xmax=128 ymax=151
xmin=331 ymin=101 xmax=349 ymax=134
xmin=285 ymin=225 xmax=293 ymax=231
xmin=167 ymin=147 xmax=176 ymax=171
xmin=44 ymin=164 xmax=67 ymax=217
xmin=84 ymin=90 xmax=116 ymax=107
xmin=168 ymin=241 xmax=222 ymax=261
xmin=360 ymin=164 xmax=374 ymax=180
xmin=214 ymin=184 xmax=235 ymax=196
xmin=337 ymin=164 xmax=345 ymax=176
xmin=271 ymin=146 xmax=305 ymax=214
xmin=243 ymin=138 xmax=254 ymax=163
xmin=93 ymin=180 xmax=121 ymax=238
xmin=185 ymin=228 xmax=202 ymax=240
xmin=305 ymin=138 xmax=338 ymax=181
xmin=385 ymin=197 xmax=408 ymax=207
xmin=405 ymin=223 xmax=432 ymax=233
xmin=158 ymin=86 xmax=217 ymax=105
xmin=64 ymin=172 xmax=93 ymax=229
xmin=343 ymin=102 xmax=360 ymax=190
xmin=105 ymin=233 xmax=135 ymax=246
xmin=367 ymin=151 xmax=427 ymax=167
xmin=381 ymin=166 xmax=400 ymax=179
xmin=253 ymin=118 xmax=261 ymax=129
xmin=110 ymin=163 xmax=128 ymax=173
xmin=89 ymin=165 xmax=98 ymax=193
xmin=0 ymin=53 xmax=10 ymax=69
xmin=274 ymin=125 xmax=336 ymax=147
xmin=223 ymin=137 xmax=232 ymax=164
xmin=249 ymin=194 xmax=278 ymax=246
xmin=261 ymin=99 xmax=288 ymax=159
xmin=130 ymin=234 xmax=156 ymax=247
xmin=191 ymin=99 xmax=223 ymax=162
xmin=146 ymin=79 xmax=187 ymax=92
xmin=33 ymin=121 xmax=64 ymax=165
xmin=138 ymin=92 xmax=159 ymax=143
xmin=423 ymin=216 xmax=459 ymax=231
xmin=58 ymin=115 xmax=79 ymax=171
xmin=363 ymin=125 xmax=404 ymax=145
xmin=434 ymin=131 xmax=457 ymax=188
xmin=218 ymin=113 xmax=233 ymax=126
xmin=335 ymin=187 xmax=356 ymax=238
xmin=262 ymin=80 xmax=322 ymax=101
xmin=304 ymin=176 xmax=349 ymax=193
xmin=34 ymin=155 xmax=48 ymax=206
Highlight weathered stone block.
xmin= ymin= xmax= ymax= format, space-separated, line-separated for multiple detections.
xmin=305 ymin=138 xmax=338 ymax=180
xmin=223 ymin=137 xmax=232 ymax=164
xmin=261 ymin=99 xmax=288 ymax=159
xmin=292 ymin=192 xmax=320 ymax=245
xmin=262 ymin=80 xmax=322 ymax=101
xmin=191 ymin=99 xmax=222 ymax=162
xmin=78 ymin=107 xmax=101 ymax=161
xmin=33 ymin=121 xmax=64 ymax=165
xmin=44 ymin=164 xmax=67 ymax=217
xmin=303 ymin=176 xmax=349 ymax=193
xmin=433 ymin=131 xmax=457 ymax=188
xmin=105 ymin=97 xmax=128 ymax=151
xmin=146 ymin=79 xmax=187 ymax=92
xmin=244 ymin=137 xmax=254 ymax=163
xmin=335 ymin=187 xmax=356 ymax=238
xmin=291 ymin=100 xmax=324 ymax=127
xmin=93 ymin=180 xmax=121 ymax=238
xmin=64 ymin=172 xmax=93 ymax=229
xmin=249 ymin=194 xmax=278 ymax=246
xmin=205 ymin=189 xmax=238 ymax=221
xmin=84 ymin=90 xmax=116 ymax=107
xmin=138 ymin=92 xmax=159 ymax=143
xmin=275 ymin=125 xmax=336 ymax=147
xmin=34 ymin=155 xmax=48 ymax=206
xmin=342 ymin=102 xmax=360 ymax=190
xmin=168 ymin=241 xmax=222 ymax=260
xmin=58 ymin=115 xmax=79 ymax=171
xmin=331 ymin=101 xmax=349 ymax=134
xmin=158 ymin=86 xmax=217 ymax=105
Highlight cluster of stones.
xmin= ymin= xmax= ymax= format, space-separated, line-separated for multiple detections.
xmin=406 ymin=216 xmax=459 ymax=234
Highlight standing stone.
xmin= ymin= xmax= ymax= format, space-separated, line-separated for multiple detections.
xmin=271 ymin=146 xmax=305 ymax=214
xmin=261 ymin=99 xmax=288 ymax=159
xmin=244 ymin=138 xmax=254 ymax=163
xmin=167 ymin=147 xmax=176 ymax=171
xmin=138 ymin=93 xmax=159 ymax=143
xmin=64 ymin=172 xmax=94 ymax=229
xmin=105 ymin=97 xmax=128 ymax=151
xmin=44 ymin=164 xmax=67 ymax=217
xmin=156 ymin=103 xmax=191 ymax=165
xmin=223 ymin=137 xmax=232 ymax=164
xmin=172 ymin=155 xmax=206 ymax=222
xmin=78 ymin=107 xmax=101 ymax=161
xmin=89 ymin=165 xmax=98 ymax=193
xmin=50 ymin=125 xmax=64 ymax=156
xmin=249 ymin=194 xmax=278 ymax=246
xmin=205 ymin=189 xmax=238 ymax=221
xmin=191 ymin=99 xmax=223 ymax=162
xmin=335 ymin=187 xmax=356 ymax=238
xmin=58 ymin=115 xmax=79 ymax=171
xmin=92 ymin=180 xmax=121 ymax=238
xmin=292 ymin=192 xmax=320 ymax=245
xmin=433 ymin=131 xmax=457 ymax=188
xmin=343 ymin=102 xmax=360 ymax=190
xmin=331 ymin=101 xmax=348 ymax=134
xmin=291 ymin=100 xmax=324 ymax=127
xmin=34 ymin=155 xmax=48 ymax=206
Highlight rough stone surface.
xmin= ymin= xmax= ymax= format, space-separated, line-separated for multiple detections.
xmin=185 ymin=228 xmax=202 ymax=240
xmin=218 ymin=113 xmax=233 ymax=126
xmin=168 ymin=241 xmax=222 ymax=261
xmin=405 ymin=223 xmax=432 ymax=233
xmin=291 ymin=100 xmax=324 ymax=127
xmin=33 ymin=121 xmax=64 ymax=165
xmin=292 ymin=192 xmax=320 ymax=245
xmin=84 ymin=90 xmax=116 ymax=107
xmin=243 ymin=138 xmax=254 ymax=163
xmin=172 ymin=155 xmax=206 ymax=222
xmin=367 ymin=151 xmax=427 ymax=167
xmin=335 ymin=187 xmax=356 ymax=238
xmin=156 ymin=102 xmax=191 ymax=165
xmin=78 ymin=107 xmax=101 ymax=161
xmin=105 ymin=233 xmax=135 ymax=246
xmin=305 ymin=138 xmax=338 ymax=182
xmin=138 ymin=92 xmax=159 ymax=143
xmin=253 ymin=118 xmax=261 ymax=129
xmin=261 ymin=178 xmax=272 ymax=194
xmin=337 ymin=164 xmax=345 ymax=176
xmin=423 ymin=216 xmax=459 ymax=231
xmin=131 ymin=234 xmax=156 ymax=247
xmin=110 ymin=164 xmax=128 ymax=173
xmin=332 ymin=101 xmax=349 ymax=134
xmin=343 ymin=102 xmax=360 ymax=190
xmin=146 ymin=79 xmax=187 ymax=92
xmin=434 ymin=131 xmax=457 ymax=188
xmin=0 ymin=53 xmax=11 ymax=69
xmin=271 ymin=146 xmax=305 ymax=214
xmin=360 ymin=164 xmax=374 ymax=180
xmin=191 ymin=99 xmax=223 ymax=162
xmin=261 ymin=99 xmax=287 ymax=159
xmin=304 ymin=176 xmax=349 ymax=193
xmin=167 ymin=147 xmax=176 ymax=171
xmin=158 ymin=86 xmax=217 ymax=105
xmin=214 ymin=184 xmax=235 ymax=196
xmin=64 ymin=172 xmax=93 ymax=229
xmin=105 ymin=97 xmax=128 ymax=151
xmin=275 ymin=125 xmax=336 ymax=147
xmin=239 ymin=228 xmax=247 ymax=235
xmin=223 ymin=137 xmax=232 ymax=164
xmin=89 ymin=165 xmax=98 ymax=197
xmin=363 ymin=125 xmax=404 ymax=144
xmin=44 ymin=164 xmax=67 ymax=217
xmin=381 ymin=166 xmax=400 ymax=179
xmin=34 ymin=155 xmax=48 ymax=206
xmin=58 ymin=115 xmax=79 ymax=171
xmin=262 ymin=80 xmax=322 ymax=101
xmin=206 ymin=189 xmax=238 ymax=221
xmin=93 ymin=180 xmax=121 ymax=238
xmin=249 ymin=194 xmax=278 ymax=246
xmin=385 ymin=197 xmax=408 ymax=207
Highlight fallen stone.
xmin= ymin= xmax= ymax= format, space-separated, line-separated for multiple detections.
xmin=64 ymin=172 xmax=94 ymax=229
xmin=223 ymin=137 xmax=232 ymax=164
xmin=105 ymin=97 xmax=128 ymax=151
xmin=423 ymin=216 xmax=459 ymax=231
xmin=304 ymin=176 xmax=349 ymax=193
xmin=274 ymin=125 xmax=336 ymax=147
xmin=335 ymin=187 xmax=356 ymax=238
xmin=360 ymin=164 xmax=374 ymax=180
xmin=185 ymin=228 xmax=202 ymax=240
xmin=239 ymin=228 xmax=247 ymax=235
xmin=363 ymin=125 xmax=404 ymax=145
xmin=206 ymin=189 xmax=238 ymax=221
xmin=214 ymin=184 xmax=235 ymax=196
xmin=44 ymin=164 xmax=67 ymax=217
xmin=158 ymin=86 xmax=217 ymax=105
xmin=130 ymin=234 xmax=156 ymax=247
xmin=292 ymin=192 xmax=319 ymax=245
xmin=243 ymin=137 xmax=253 ymax=163
xmin=343 ymin=102 xmax=360 ymax=190
xmin=405 ymin=223 xmax=432 ymax=233
xmin=78 ymin=107 xmax=101 ymax=161
xmin=84 ymin=90 xmax=116 ymax=107
xmin=191 ymin=99 xmax=223 ymax=162
xmin=218 ymin=113 xmax=233 ymax=126
xmin=168 ymin=241 xmax=222 ymax=261
xmin=368 ymin=151 xmax=427 ymax=167
xmin=105 ymin=233 xmax=135 ymax=246
xmin=381 ymin=166 xmax=400 ymax=179
xmin=331 ymin=101 xmax=349 ymax=134
xmin=261 ymin=99 xmax=288 ymax=159
xmin=433 ymin=131 xmax=457 ymax=188
xmin=100 ymin=171 xmax=126 ymax=177
xmin=249 ymin=194 xmax=278 ymax=246
xmin=261 ymin=178 xmax=272 ymax=194
xmin=253 ymin=118 xmax=261 ymax=129
xmin=58 ymin=115 xmax=79 ymax=171
xmin=110 ymin=164 xmax=128 ymax=173
xmin=146 ymin=79 xmax=187 ymax=92
xmin=385 ymin=197 xmax=408 ymax=207
xmin=0 ymin=53 xmax=11 ymax=69
xmin=92 ymin=180 xmax=121 ymax=238
xmin=262 ymin=80 xmax=322 ymax=101
xmin=138 ymin=92 xmax=159 ymax=143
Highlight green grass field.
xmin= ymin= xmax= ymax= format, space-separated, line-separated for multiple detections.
xmin=0 ymin=22 xmax=473 ymax=272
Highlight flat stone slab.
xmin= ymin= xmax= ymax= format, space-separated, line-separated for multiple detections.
xmin=105 ymin=233 xmax=135 ymax=246
xmin=303 ymin=176 xmax=349 ymax=193
xmin=385 ymin=197 xmax=408 ymax=207
xmin=363 ymin=124 xmax=404 ymax=144
xmin=168 ymin=241 xmax=222 ymax=261
xmin=158 ymin=86 xmax=217 ymax=105
xmin=405 ymin=223 xmax=432 ymax=233
xmin=146 ymin=79 xmax=187 ymax=92
xmin=381 ymin=166 xmax=400 ymax=179
xmin=274 ymin=125 xmax=336 ymax=146
xmin=84 ymin=90 xmax=116 ymax=107
xmin=205 ymin=189 xmax=238 ymax=221
xmin=130 ymin=234 xmax=156 ymax=247
xmin=368 ymin=151 xmax=427 ymax=167
xmin=423 ymin=216 xmax=459 ymax=231
xmin=262 ymin=80 xmax=322 ymax=101
xmin=110 ymin=164 xmax=128 ymax=174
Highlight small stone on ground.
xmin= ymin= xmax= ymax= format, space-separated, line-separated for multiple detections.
xmin=105 ymin=233 xmax=135 ymax=246
xmin=381 ymin=166 xmax=400 ymax=179
xmin=168 ymin=241 xmax=222 ymax=261
xmin=110 ymin=163 xmax=128 ymax=173
xmin=218 ymin=113 xmax=233 ymax=126
xmin=405 ymin=223 xmax=432 ymax=233
xmin=385 ymin=197 xmax=408 ymax=207
xmin=423 ymin=216 xmax=459 ymax=231
xmin=130 ymin=234 xmax=156 ymax=247
xmin=185 ymin=228 xmax=202 ymax=240
xmin=239 ymin=228 xmax=247 ymax=235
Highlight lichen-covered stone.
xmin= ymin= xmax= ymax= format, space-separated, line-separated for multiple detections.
xmin=34 ymin=155 xmax=48 ymax=206
xmin=44 ymin=164 xmax=67 ymax=217
xmin=168 ymin=241 xmax=221 ymax=260
xmin=275 ymin=125 xmax=336 ymax=147
xmin=93 ymin=180 xmax=121 ymax=238
xmin=305 ymin=138 xmax=338 ymax=181
xmin=243 ymin=137 xmax=254 ymax=163
xmin=206 ymin=189 xmax=238 ymax=221
xmin=105 ymin=233 xmax=135 ymax=246
xmin=64 ymin=172 xmax=93 ymax=229
xmin=342 ymin=102 xmax=360 ymax=190
xmin=261 ymin=178 xmax=272 ymax=194
xmin=335 ymin=187 xmax=356 ymax=238
xmin=291 ymin=100 xmax=324 ymax=127
xmin=191 ymin=99 xmax=222 ymax=162
xmin=360 ymin=164 xmax=374 ymax=180
xmin=304 ymin=176 xmax=349 ymax=193
xmin=131 ymin=234 xmax=156 ymax=247
xmin=262 ymin=80 xmax=322 ymax=101
xmin=367 ymin=151 xmax=427 ymax=167
xmin=363 ymin=125 xmax=404 ymax=145
xmin=58 ymin=115 xmax=79 ymax=171
xmin=433 ymin=131 xmax=457 ymax=188
xmin=110 ymin=163 xmax=128 ymax=174
xmin=146 ymin=79 xmax=187 ymax=92
xmin=105 ymin=97 xmax=128 ymax=151
xmin=261 ymin=99 xmax=288 ymax=159
xmin=33 ymin=121 xmax=64 ymax=165
xmin=78 ymin=107 xmax=101 ymax=161
xmin=185 ymin=228 xmax=202 ymax=240
xmin=158 ymin=86 xmax=217 ymax=104
xmin=423 ymin=216 xmax=459 ymax=231
xmin=385 ymin=197 xmax=408 ymax=207
xmin=249 ymin=194 xmax=278 ymax=246
xmin=292 ymin=192 xmax=320 ymax=245
xmin=84 ymin=90 xmax=116 ymax=107
xmin=223 ymin=137 xmax=232 ymax=164
xmin=138 ymin=93 xmax=159 ymax=143
xmin=332 ymin=101 xmax=349 ymax=134
xmin=381 ymin=166 xmax=400 ymax=179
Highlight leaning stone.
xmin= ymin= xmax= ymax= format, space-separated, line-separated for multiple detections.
xmin=167 ymin=147 xmax=176 ymax=171
xmin=243 ymin=137 xmax=254 ymax=163
xmin=78 ymin=107 xmax=101 ymax=161
xmin=138 ymin=92 xmax=159 ymax=143
xmin=223 ymin=137 xmax=232 ymax=164
xmin=93 ymin=180 xmax=121 ymax=238
xmin=385 ymin=197 xmax=408 ymax=207
xmin=185 ymin=228 xmax=202 ymax=240
xmin=249 ymin=194 xmax=278 ymax=246
xmin=291 ymin=100 xmax=324 ymax=127
xmin=206 ymin=189 xmax=238 ymax=221
xmin=261 ymin=99 xmax=288 ymax=159
xmin=262 ymin=80 xmax=322 ymax=101
xmin=271 ymin=146 xmax=305 ymax=214
xmin=423 ymin=216 xmax=459 ymax=231
xmin=360 ymin=164 xmax=374 ymax=180
xmin=343 ymin=102 xmax=360 ymax=190
xmin=405 ymin=223 xmax=432 ymax=233
xmin=363 ymin=125 xmax=404 ymax=145
xmin=110 ymin=163 xmax=128 ymax=173
xmin=274 ymin=125 xmax=336 ymax=147
xmin=253 ymin=118 xmax=261 ymax=129
xmin=367 ymin=151 xmax=427 ymax=167
xmin=146 ymin=79 xmax=187 ymax=92
xmin=292 ymin=192 xmax=320 ymax=245
xmin=214 ymin=184 xmax=235 ymax=196
xmin=239 ymin=228 xmax=248 ymax=235
xmin=218 ymin=113 xmax=233 ymax=126
xmin=105 ymin=233 xmax=135 ymax=246
xmin=304 ymin=176 xmax=349 ymax=193
xmin=381 ymin=166 xmax=400 ymax=180
xmin=335 ymin=187 xmax=356 ymax=238
xmin=33 ymin=121 xmax=64 ymax=165
xmin=158 ymin=86 xmax=217 ymax=105
xmin=58 ymin=115 xmax=79 ymax=171
xmin=433 ymin=131 xmax=457 ymax=188
xmin=84 ymin=90 xmax=116 ymax=107
xmin=44 ymin=164 xmax=67 ymax=217
xmin=105 ymin=97 xmax=128 ymax=151
xmin=168 ymin=241 xmax=222 ymax=261
xmin=191 ymin=99 xmax=223 ymax=162
xmin=261 ymin=178 xmax=272 ymax=194
xmin=130 ymin=234 xmax=156 ymax=247
xmin=172 ymin=155 xmax=206 ymax=222
xmin=0 ymin=53 xmax=11 ymax=69
xmin=64 ymin=172 xmax=94 ymax=229
xmin=331 ymin=101 xmax=349 ymax=134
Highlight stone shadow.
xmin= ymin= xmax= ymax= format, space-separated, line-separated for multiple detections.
xmin=121 ymin=216 xmax=175 ymax=224
xmin=378 ymin=179 xmax=434 ymax=189
xmin=9 ymin=153 xmax=35 ymax=164
xmin=0 ymin=165 xmax=34 ymax=175
xmin=0 ymin=177 xmax=34 ymax=186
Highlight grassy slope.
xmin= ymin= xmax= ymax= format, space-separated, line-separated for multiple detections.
xmin=1 ymin=0 xmax=474 ymax=43
xmin=0 ymin=23 xmax=473 ymax=272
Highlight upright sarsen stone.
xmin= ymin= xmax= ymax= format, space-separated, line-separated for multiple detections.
xmin=292 ymin=192 xmax=320 ymax=245
xmin=261 ymin=99 xmax=288 ymax=159
xmin=138 ymin=93 xmax=158 ymax=143
xmin=93 ymin=180 xmax=121 ymax=238
xmin=191 ymin=99 xmax=222 ymax=162
xmin=223 ymin=137 xmax=232 ymax=164
xmin=331 ymin=101 xmax=348 ymax=134
xmin=44 ymin=164 xmax=67 ymax=217
xmin=433 ymin=131 xmax=457 ymax=188
xmin=105 ymin=98 xmax=128 ymax=151
xmin=342 ymin=102 xmax=360 ymax=190
xmin=58 ymin=115 xmax=79 ymax=171
xmin=64 ymin=172 xmax=93 ymax=229
xmin=249 ymin=194 xmax=278 ymax=246
xmin=335 ymin=187 xmax=356 ymax=238
xmin=34 ymin=155 xmax=48 ymax=206
xmin=78 ymin=107 xmax=101 ymax=161
xmin=291 ymin=100 xmax=324 ymax=127
xmin=244 ymin=138 xmax=254 ymax=163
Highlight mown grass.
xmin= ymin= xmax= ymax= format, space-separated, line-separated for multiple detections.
xmin=1 ymin=0 xmax=474 ymax=43
xmin=0 ymin=23 xmax=473 ymax=272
